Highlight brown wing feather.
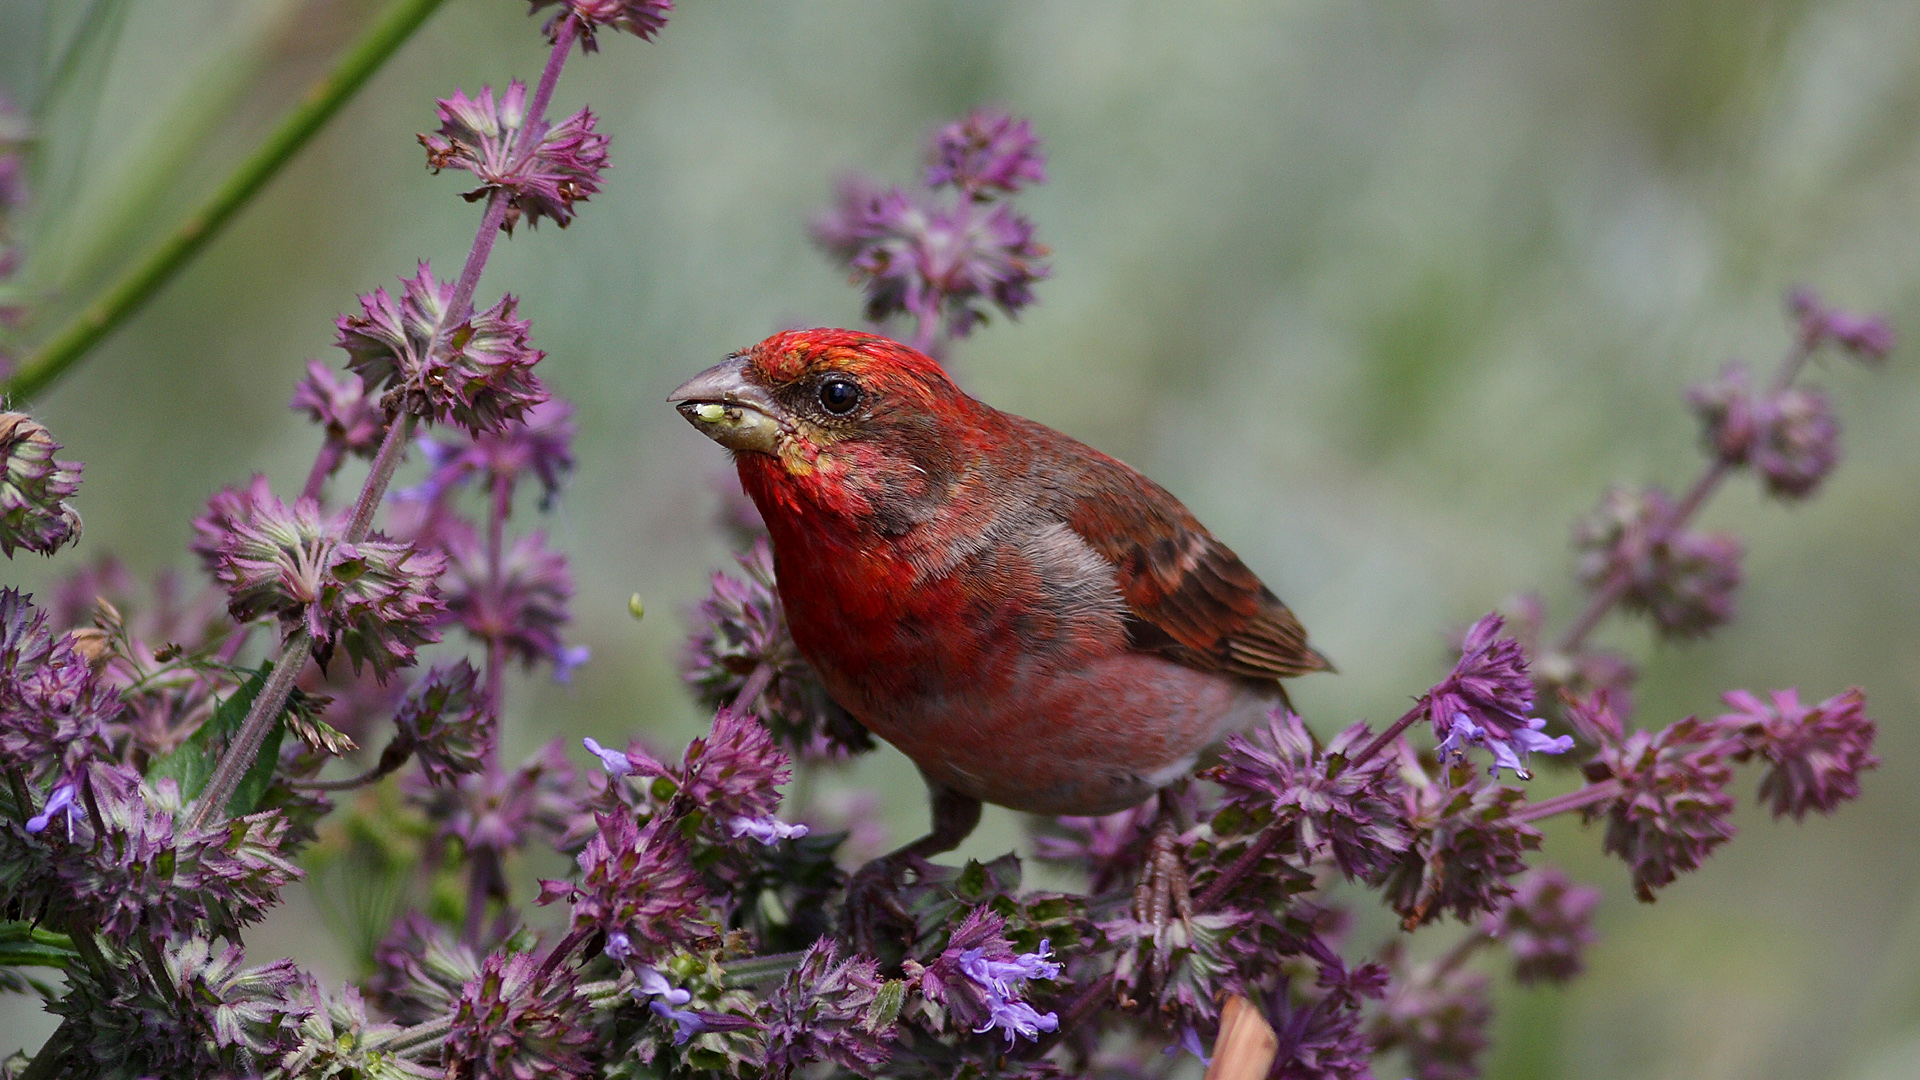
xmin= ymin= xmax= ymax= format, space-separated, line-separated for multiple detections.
xmin=1006 ymin=416 xmax=1333 ymax=681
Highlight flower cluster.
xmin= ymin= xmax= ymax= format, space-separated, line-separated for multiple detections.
xmin=1573 ymin=485 xmax=1744 ymax=639
xmin=814 ymin=108 xmax=1049 ymax=352
xmin=763 ymin=938 xmax=901 ymax=1078
xmin=0 ymin=411 xmax=83 ymax=556
xmin=1686 ymin=362 xmax=1841 ymax=498
xmin=1423 ymin=613 xmax=1572 ymax=778
xmin=1481 ymin=867 xmax=1600 ymax=984
xmin=422 ymin=81 xmax=610 ymax=233
xmin=916 ymin=907 xmax=1062 ymax=1045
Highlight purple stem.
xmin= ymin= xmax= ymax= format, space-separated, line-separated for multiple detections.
xmin=300 ymin=441 xmax=345 ymax=502
xmin=1349 ymin=701 xmax=1427 ymax=772
xmin=1513 ymin=778 xmax=1621 ymax=824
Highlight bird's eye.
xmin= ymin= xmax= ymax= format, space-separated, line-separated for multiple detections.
xmin=818 ymin=375 xmax=862 ymax=415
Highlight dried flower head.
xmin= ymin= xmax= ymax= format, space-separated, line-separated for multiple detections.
xmin=1266 ymin=958 xmax=1385 ymax=1080
xmin=1481 ymin=866 xmax=1601 ymax=984
xmin=446 ymin=949 xmax=593 ymax=1080
xmin=1582 ymin=716 xmax=1736 ymax=901
xmin=925 ymin=109 xmax=1046 ymax=200
xmin=1717 ymin=687 xmax=1877 ymax=820
xmin=814 ymin=176 xmax=1048 ymax=343
xmin=1425 ymin=613 xmax=1572 ymax=778
xmin=335 ymin=263 xmax=548 ymax=434
xmin=365 ymin=912 xmax=483 ymax=1025
xmin=1370 ymin=942 xmax=1491 ymax=1080
xmin=1752 ymin=386 xmax=1840 ymax=499
xmin=195 ymin=479 xmax=444 ymax=680
xmin=683 ymin=539 xmax=873 ymax=759
xmin=1384 ymin=777 xmax=1540 ymax=927
xmin=394 ymin=660 xmax=494 ymax=785
xmin=1211 ymin=710 xmax=1411 ymax=883
xmin=441 ymin=524 xmax=577 ymax=672
xmin=1574 ymin=486 xmax=1742 ymax=639
xmin=291 ymin=359 xmax=389 ymax=460
xmin=1686 ymin=362 xmax=1760 ymax=465
xmin=0 ymin=412 xmax=83 ymax=557
xmin=422 ymin=82 xmax=609 ymax=233
xmin=764 ymin=937 xmax=900 ymax=1079
xmin=529 ymin=0 xmax=674 ymax=51
xmin=277 ymin=983 xmax=437 ymax=1080
xmin=539 ymin=812 xmax=706 ymax=960
xmin=0 ymin=589 xmax=121 ymax=780
xmin=667 ymin=704 xmax=792 ymax=825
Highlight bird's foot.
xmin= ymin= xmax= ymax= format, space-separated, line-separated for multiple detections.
xmin=843 ymin=851 xmax=922 ymax=959
xmin=1131 ymin=822 xmax=1193 ymax=949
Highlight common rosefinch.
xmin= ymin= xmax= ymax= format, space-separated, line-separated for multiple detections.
xmin=671 ymin=330 xmax=1329 ymax=924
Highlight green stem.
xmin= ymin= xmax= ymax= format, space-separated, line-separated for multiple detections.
xmin=3 ymin=0 xmax=453 ymax=404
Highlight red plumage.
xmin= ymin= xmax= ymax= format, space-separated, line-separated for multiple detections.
xmin=671 ymin=328 xmax=1330 ymax=819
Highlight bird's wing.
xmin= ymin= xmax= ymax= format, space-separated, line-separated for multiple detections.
xmin=1012 ymin=417 xmax=1333 ymax=681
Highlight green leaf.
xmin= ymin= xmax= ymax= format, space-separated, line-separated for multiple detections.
xmin=227 ymin=712 xmax=284 ymax=816
xmin=0 ymin=921 xmax=76 ymax=970
xmin=146 ymin=664 xmax=268 ymax=799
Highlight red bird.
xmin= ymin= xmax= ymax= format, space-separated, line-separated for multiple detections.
xmin=671 ymin=329 xmax=1329 ymax=922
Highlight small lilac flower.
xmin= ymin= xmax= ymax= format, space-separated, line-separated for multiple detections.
xmin=728 ymin=814 xmax=810 ymax=845
xmin=1790 ymin=286 xmax=1896 ymax=362
xmin=1424 ymin=613 xmax=1573 ymax=778
xmin=1210 ymin=709 xmax=1412 ymax=883
xmin=581 ymin=736 xmax=633 ymax=775
xmin=605 ymin=930 xmax=634 ymax=963
xmin=537 ymin=812 xmax=706 ymax=959
xmin=0 ymin=412 xmax=83 ymax=557
xmin=683 ymin=538 xmax=874 ymax=759
xmin=529 ymin=0 xmax=674 ymax=51
xmin=636 ymin=966 xmax=691 ymax=1007
xmin=919 ymin=907 xmax=1060 ymax=1044
xmin=24 ymin=779 xmax=77 ymax=834
xmin=290 ymin=359 xmax=388 ymax=460
xmin=335 ymin=262 xmax=548 ymax=434
xmin=1752 ymin=386 xmax=1839 ymax=499
xmin=925 ymin=109 xmax=1046 ymax=200
xmin=813 ymin=177 xmax=1048 ymax=344
xmin=553 ymin=644 xmax=591 ymax=683
xmin=422 ymin=82 xmax=610 ymax=233
xmin=195 ymin=479 xmax=445 ymax=681
xmin=1167 ymin=1024 xmax=1211 ymax=1064
xmin=1574 ymin=486 xmax=1743 ymax=639
xmin=650 ymin=999 xmax=707 ymax=1044
xmin=393 ymin=661 xmax=493 ymax=786
xmin=764 ymin=938 xmax=898 ymax=1080
xmin=1582 ymin=715 xmax=1736 ymax=902
xmin=445 ymin=950 xmax=592 ymax=1080
xmin=1717 ymin=687 xmax=1878 ymax=820
xmin=1481 ymin=866 xmax=1601 ymax=984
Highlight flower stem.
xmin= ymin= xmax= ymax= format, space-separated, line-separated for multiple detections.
xmin=3 ymin=0 xmax=454 ymax=404
xmin=187 ymin=632 xmax=311 ymax=830
xmin=720 ymin=948 xmax=809 ymax=987
xmin=1349 ymin=701 xmax=1427 ymax=771
xmin=385 ymin=1015 xmax=454 ymax=1057
xmin=345 ymin=413 xmax=417 ymax=542
xmin=1513 ymin=778 xmax=1620 ymax=823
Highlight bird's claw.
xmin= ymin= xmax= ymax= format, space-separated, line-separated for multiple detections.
xmin=1131 ymin=822 xmax=1192 ymax=930
xmin=844 ymin=852 xmax=920 ymax=958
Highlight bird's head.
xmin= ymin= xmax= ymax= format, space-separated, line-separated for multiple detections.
xmin=669 ymin=329 xmax=981 ymax=532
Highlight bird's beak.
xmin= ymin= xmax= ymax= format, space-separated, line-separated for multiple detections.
xmin=669 ymin=355 xmax=786 ymax=456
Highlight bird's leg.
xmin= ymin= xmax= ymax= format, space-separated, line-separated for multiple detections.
xmin=1130 ymin=788 xmax=1194 ymax=982
xmin=844 ymin=785 xmax=982 ymax=957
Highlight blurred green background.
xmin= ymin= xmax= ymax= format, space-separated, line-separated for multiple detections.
xmin=4 ymin=1 xmax=1920 ymax=1076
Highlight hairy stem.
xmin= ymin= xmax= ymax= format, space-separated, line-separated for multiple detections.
xmin=1349 ymin=701 xmax=1427 ymax=772
xmin=344 ymin=413 xmax=417 ymax=542
xmin=4 ymin=0 xmax=454 ymax=403
xmin=187 ymin=632 xmax=311 ymax=830
xmin=300 ymin=442 xmax=345 ymax=502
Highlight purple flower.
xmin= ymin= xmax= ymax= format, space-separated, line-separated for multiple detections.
xmin=1103 ymin=908 xmax=1256 ymax=1036
xmin=1582 ymin=715 xmax=1736 ymax=902
xmin=650 ymin=998 xmax=707 ymax=1044
xmin=1266 ymin=960 xmax=1383 ymax=1080
xmin=537 ymin=812 xmax=706 ymax=959
xmin=1481 ymin=866 xmax=1601 ymax=984
xmin=1574 ymin=486 xmax=1743 ymax=639
xmin=291 ymin=359 xmax=388 ymax=460
xmin=0 ymin=589 xmax=121 ymax=780
xmin=635 ymin=966 xmax=691 ymax=1006
xmin=1370 ymin=942 xmax=1492 ymax=1080
xmin=1383 ymin=777 xmax=1541 ymax=927
xmin=440 ymin=524 xmax=576 ymax=673
xmin=55 ymin=766 xmax=302 ymax=944
xmin=1425 ymin=613 xmax=1572 ymax=778
xmin=925 ymin=109 xmax=1046 ymax=200
xmin=1717 ymin=687 xmax=1878 ymax=820
xmin=418 ymin=740 xmax=582 ymax=859
xmin=529 ymin=0 xmax=674 ymax=51
xmin=728 ymin=814 xmax=809 ymax=845
xmin=393 ymin=660 xmax=493 ymax=786
xmin=364 ymin=913 xmax=482 ymax=1025
xmin=764 ymin=937 xmax=899 ymax=1079
xmin=1210 ymin=709 xmax=1411 ymax=883
xmin=0 ymin=412 xmax=83 ymax=557
xmin=422 ymin=82 xmax=610 ymax=233
xmin=194 ymin=479 xmax=445 ymax=681
xmin=1790 ymin=286 xmax=1896 ymax=362
xmin=335 ymin=262 xmax=548 ymax=434
xmin=671 ymin=704 xmax=792 ymax=824
xmin=1686 ymin=362 xmax=1761 ymax=465
xmin=919 ymin=907 xmax=1060 ymax=1044
xmin=813 ymin=177 xmax=1048 ymax=343
xmin=683 ymin=539 xmax=874 ymax=759
xmin=1752 ymin=386 xmax=1840 ymax=499
xmin=581 ymin=736 xmax=636 ymax=775
xmin=412 ymin=399 xmax=577 ymax=509
xmin=446 ymin=950 xmax=592 ymax=1080
xmin=24 ymin=779 xmax=78 ymax=834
